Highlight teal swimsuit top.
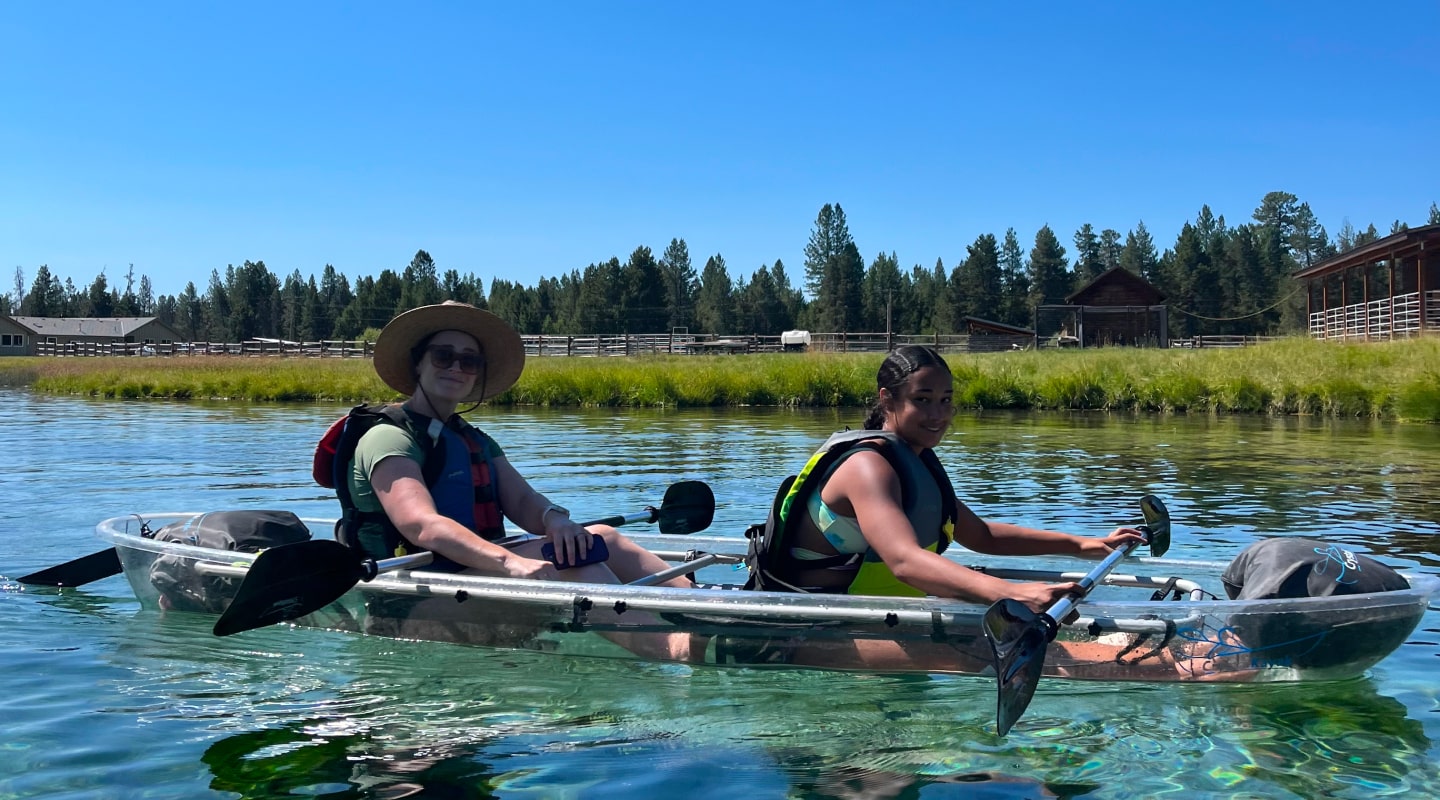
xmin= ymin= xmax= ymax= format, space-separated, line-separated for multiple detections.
xmin=793 ymin=462 xmax=867 ymax=560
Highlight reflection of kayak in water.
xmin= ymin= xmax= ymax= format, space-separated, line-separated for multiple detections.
xmin=83 ymin=510 xmax=1438 ymax=688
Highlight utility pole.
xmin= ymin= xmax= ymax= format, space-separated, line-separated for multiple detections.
xmin=886 ymin=289 xmax=894 ymax=352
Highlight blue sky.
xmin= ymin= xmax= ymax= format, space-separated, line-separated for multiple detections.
xmin=4 ymin=2 xmax=1437 ymax=300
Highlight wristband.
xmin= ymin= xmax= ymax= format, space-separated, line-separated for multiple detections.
xmin=542 ymin=503 xmax=570 ymax=528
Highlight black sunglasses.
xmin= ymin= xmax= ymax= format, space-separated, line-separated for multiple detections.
xmin=425 ymin=345 xmax=483 ymax=374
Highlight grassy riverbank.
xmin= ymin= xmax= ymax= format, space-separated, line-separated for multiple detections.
xmin=2 ymin=336 xmax=1437 ymax=420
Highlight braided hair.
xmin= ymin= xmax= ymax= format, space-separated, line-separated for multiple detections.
xmin=863 ymin=345 xmax=952 ymax=430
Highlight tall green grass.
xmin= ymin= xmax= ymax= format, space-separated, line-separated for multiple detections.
xmin=3 ymin=336 xmax=1437 ymax=421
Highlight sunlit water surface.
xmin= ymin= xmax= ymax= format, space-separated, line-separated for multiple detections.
xmin=2 ymin=390 xmax=1438 ymax=799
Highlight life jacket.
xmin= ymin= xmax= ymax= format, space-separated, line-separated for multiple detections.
xmin=744 ymin=429 xmax=958 ymax=596
xmin=313 ymin=403 xmax=505 ymax=566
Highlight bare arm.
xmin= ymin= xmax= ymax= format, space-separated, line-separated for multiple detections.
xmin=492 ymin=455 xmax=598 ymax=565
xmin=951 ymin=501 xmax=1144 ymax=558
xmin=371 ymin=454 xmax=556 ymax=579
xmin=831 ymin=451 xmax=1078 ymax=609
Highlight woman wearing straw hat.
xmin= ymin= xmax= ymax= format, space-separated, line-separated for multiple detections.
xmin=346 ymin=301 xmax=700 ymax=657
xmin=356 ymin=301 xmax=691 ymax=587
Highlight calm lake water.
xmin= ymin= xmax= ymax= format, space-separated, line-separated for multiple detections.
xmin=2 ymin=389 xmax=1439 ymax=799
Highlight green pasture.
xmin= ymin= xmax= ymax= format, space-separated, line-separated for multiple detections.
xmin=2 ymin=337 xmax=1437 ymax=421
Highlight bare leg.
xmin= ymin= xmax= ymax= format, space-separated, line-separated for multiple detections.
xmin=507 ymin=532 xmax=698 ymax=660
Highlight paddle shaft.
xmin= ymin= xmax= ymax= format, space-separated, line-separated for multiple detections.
xmin=353 ymin=511 xmax=660 ymax=581
xmin=1038 ymin=536 xmax=1145 ymax=630
xmin=212 ymin=480 xmax=715 ymax=637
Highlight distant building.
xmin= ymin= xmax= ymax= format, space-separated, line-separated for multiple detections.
xmin=1294 ymin=223 xmax=1440 ymax=341
xmin=1037 ymin=268 xmax=1169 ymax=348
xmin=961 ymin=316 xmax=1035 ymax=351
xmin=1 ymin=316 xmax=184 ymax=356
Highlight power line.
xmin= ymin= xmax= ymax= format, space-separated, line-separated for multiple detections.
xmin=1168 ymin=285 xmax=1304 ymax=322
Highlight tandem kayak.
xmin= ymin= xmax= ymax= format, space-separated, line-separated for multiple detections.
xmin=91 ymin=511 xmax=1438 ymax=690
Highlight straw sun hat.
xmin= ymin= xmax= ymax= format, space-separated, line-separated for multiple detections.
xmin=373 ymin=301 xmax=526 ymax=402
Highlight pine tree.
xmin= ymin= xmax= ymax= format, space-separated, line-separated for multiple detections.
xmin=930 ymin=260 xmax=959 ymax=335
xmin=574 ymin=259 xmax=623 ymax=333
xmin=176 ymin=282 xmax=202 ymax=341
xmin=736 ymin=263 xmax=790 ymax=335
xmin=115 ymin=263 xmax=140 ymax=316
xmin=1429 ymin=202 xmax=1440 ymax=225
xmin=619 ymin=246 xmax=667 ymax=333
xmin=137 ymin=275 xmax=155 ymax=316
xmin=1290 ymin=203 xmax=1328 ymax=268
xmin=280 ymin=270 xmax=307 ymax=341
xmin=1119 ymin=221 xmax=1160 ymax=285
xmin=85 ymin=271 xmax=115 ymax=317
xmin=1099 ymin=229 xmax=1123 ymax=271
xmin=999 ymin=229 xmax=1029 ymax=327
xmin=909 ymin=260 xmax=940 ymax=334
xmin=1027 ymin=225 xmax=1070 ymax=318
xmin=318 ymin=265 xmax=351 ymax=336
xmin=23 ymin=265 xmax=63 ymax=315
xmin=1356 ymin=223 xmax=1380 ymax=247
xmin=958 ymin=233 xmax=1002 ymax=321
xmin=861 ymin=251 xmax=903 ymax=332
xmin=1336 ymin=220 xmax=1356 ymax=252
xmin=1160 ymin=223 xmax=1207 ymax=337
xmin=694 ymin=254 xmax=735 ymax=334
xmin=399 ymin=250 xmax=443 ymax=310
xmin=659 ymin=238 xmax=697 ymax=331
xmin=770 ymin=259 xmax=805 ymax=329
xmin=802 ymin=203 xmax=864 ymax=332
xmin=61 ymin=277 xmax=80 ymax=316
xmin=1071 ymin=224 xmax=1104 ymax=286
xmin=1252 ymin=192 xmax=1300 ymax=258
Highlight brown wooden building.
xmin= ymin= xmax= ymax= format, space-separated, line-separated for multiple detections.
xmin=1036 ymin=267 xmax=1169 ymax=348
xmin=1294 ymin=223 xmax=1440 ymax=341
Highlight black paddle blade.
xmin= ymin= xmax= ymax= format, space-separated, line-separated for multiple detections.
xmin=1139 ymin=495 xmax=1171 ymax=558
xmin=984 ymin=598 xmax=1054 ymax=736
xmin=19 ymin=548 xmax=123 ymax=587
xmin=213 ymin=540 xmax=361 ymax=637
xmin=657 ymin=480 xmax=715 ymax=535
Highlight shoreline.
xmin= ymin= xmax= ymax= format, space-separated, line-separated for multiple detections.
xmin=2 ymin=336 xmax=1437 ymax=421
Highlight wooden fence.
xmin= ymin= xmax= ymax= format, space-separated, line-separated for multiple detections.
xmin=35 ymin=340 xmax=375 ymax=358
xmin=34 ymin=330 xmax=1287 ymax=358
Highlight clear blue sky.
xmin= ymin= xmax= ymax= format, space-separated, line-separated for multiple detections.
xmin=4 ymin=2 xmax=1437 ymax=300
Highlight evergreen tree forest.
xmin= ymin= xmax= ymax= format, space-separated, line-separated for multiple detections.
xmin=7 ymin=195 xmax=1438 ymax=343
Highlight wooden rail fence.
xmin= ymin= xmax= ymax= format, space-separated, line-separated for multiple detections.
xmin=32 ymin=330 xmax=1299 ymax=358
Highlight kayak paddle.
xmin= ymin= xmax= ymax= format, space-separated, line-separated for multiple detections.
xmin=212 ymin=480 xmax=716 ymax=637
xmin=983 ymin=495 xmax=1172 ymax=736
xmin=18 ymin=547 xmax=124 ymax=588
xmin=18 ymin=514 xmax=155 ymax=587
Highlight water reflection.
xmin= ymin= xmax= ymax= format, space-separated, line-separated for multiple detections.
xmin=7 ymin=390 xmax=1440 ymax=798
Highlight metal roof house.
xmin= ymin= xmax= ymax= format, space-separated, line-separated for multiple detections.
xmin=1 ymin=316 xmax=184 ymax=356
xmin=1293 ymin=223 xmax=1440 ymax=341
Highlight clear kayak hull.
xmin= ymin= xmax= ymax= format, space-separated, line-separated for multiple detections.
xmin=96 ymin=513 xmax=1439 ymax=683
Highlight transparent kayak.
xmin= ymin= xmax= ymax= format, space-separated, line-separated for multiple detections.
xmin=96 ymin=513 xmax=1439 ymax=683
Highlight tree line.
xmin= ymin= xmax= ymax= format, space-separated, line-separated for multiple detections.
xmin=7 ymin=194 xmax=1438 ymax=343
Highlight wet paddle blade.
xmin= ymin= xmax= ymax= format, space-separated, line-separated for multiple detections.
xmin=657 ymin=480 xmax=715 ymax=535
xmin=984 ymin=598 xmax=1053 ymax=737
xmin=18 ymin=548 xmax=123 ymax=587
xmin=1139 ymin=495 xmax=1171 ymax=557
xmin=213 ymin=540 xmax=361 ymax=637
